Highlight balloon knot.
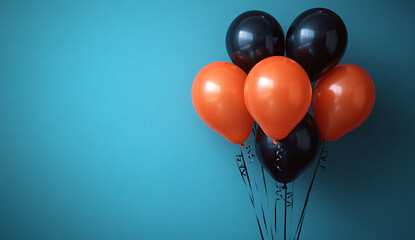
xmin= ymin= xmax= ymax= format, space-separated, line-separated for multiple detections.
xmin=241 ymin=143 xmax=245 ymax=149
xmin=273 ymin=139 xmax=278 ymax=145
xmin=321 ymin=140 xmax=325 ymax=146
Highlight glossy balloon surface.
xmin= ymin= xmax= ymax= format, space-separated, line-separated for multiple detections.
xmin=286 ymin=8 xmax=347 ymax=81
xmin=312 ymin=64 xmax=375 ymax=141
xmin=226 ymin=10 xmax=284 ymax=73
xmin=192 ymin=62 xmax=254 ymax=144
xmin=244 ymin=56 xmax=312 ymax=140
xmin=255 ymin=113 xmax=321 ymax=183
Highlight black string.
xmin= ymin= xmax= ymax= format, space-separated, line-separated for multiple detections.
xmin=291 ymin=181 xmax=294 ymax=240
xmin=261 ymin=166 xmax=268 ymax=202
xmin=256 ymin=216 xmax=265 ymax=240
xmin=294 ymin=143 xmax=326 ymax=240
xmin=241 ymin=150 xmax=253 ymax=193
xmin=260 ymin=203 xmax=268 ymax=234
xmin=236 ymin=147 xmax=267 ymax=240
xmin=235 ymin=151 xmax=256 ymax=208
xmin=274 ymin=198 xmax=277 ymax=236
xmin=283 ymin=184 xmax=287 ymax=240
xmin=248 ymin=193 xmax=255 ymax=208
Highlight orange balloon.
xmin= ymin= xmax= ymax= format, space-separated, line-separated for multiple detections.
xmin=312 ymin=64 xmax=376 ymax=141
xmin=244 ymin=56 xmax=312 ymax=140
xmin=192 ymin=62 xmax=254 ymax=145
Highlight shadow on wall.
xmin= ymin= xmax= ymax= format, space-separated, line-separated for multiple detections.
xmin=313 ymin=49 xmax=415 ymax=195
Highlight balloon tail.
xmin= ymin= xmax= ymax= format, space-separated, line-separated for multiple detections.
xmin=320 ymin=140 xmax=325 ymax=146
xmin=273 ymin=139 xmax=278 ymax=145
xmin=241 ymin=143 xmax=245 ymax=149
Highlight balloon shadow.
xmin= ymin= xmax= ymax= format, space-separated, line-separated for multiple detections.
xmin=315 ymin=50 xmax=415 ymax=198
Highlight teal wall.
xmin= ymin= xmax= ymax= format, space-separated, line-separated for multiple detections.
xmin=1 ymin=0 xmax=414 ymax=239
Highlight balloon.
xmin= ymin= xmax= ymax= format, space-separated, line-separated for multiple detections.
xmin=255 ymin=113 xmax=321 ymax=183
xmin=244 ymin=56 xmax=312 ymax=140
xmin=312 ymin=64 xmax=376 ymax=141
xmin=286 ymin=8 xmax=348 ymax=82
xmin=226 ymin=10 xmax=284 ymax=73
xmin=192 ymin=62 xmax=254 ymax=145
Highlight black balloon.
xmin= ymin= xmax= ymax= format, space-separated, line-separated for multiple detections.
xmin=226 ymin=10 xmax=284 ymax=73
xmin=255 ymin=113 xmax=321 ymax=183
xmin=286 ymin=8 xmax=347 ymax=81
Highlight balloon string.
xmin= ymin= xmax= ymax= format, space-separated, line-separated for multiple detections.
xmin=256 ymin=216 xmax=265 ymax=240
xmin=235 ymin=147 xmax=266 ymax=240
xmin=259 ymin=167 xmax=271 ymax=240
xmin=294 ymin=142 xmax=326 ymax=240
xmin=260 ymin=203 xmax=268 ymax=234
xmin=274 ymin=197 xmax=277 ymax=238
xmin=261 ymin=166 xmax=269 ymax=207
xmin=283 ymin=184 xmax=287 ymax=240
xmin=291 ymin=181 xmax=295 ymax=240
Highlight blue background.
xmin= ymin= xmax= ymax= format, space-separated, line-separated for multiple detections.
xmin=1 ymin=0 xmax=415 ymax=239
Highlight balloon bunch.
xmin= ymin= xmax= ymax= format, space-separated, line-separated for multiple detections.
xmin=192 ymin=8 xmax=375 ymax=183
